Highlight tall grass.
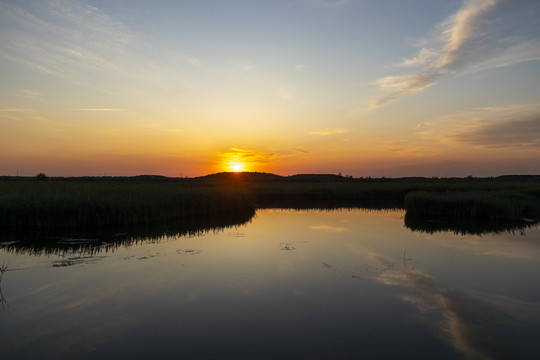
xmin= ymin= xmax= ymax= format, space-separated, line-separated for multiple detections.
xmin=0 ymin=179 xmax=254 ymax=229
xmin=404 ymin=190 xmax=540 ymax=221
xmin=1 ymin=175 xmax=539 ymax=231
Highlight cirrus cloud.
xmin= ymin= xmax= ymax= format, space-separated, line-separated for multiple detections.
xmin=311 ymin=128 xmax=349 ymax=136
xmin=360 ymin=0 xmax=540 ymax=112
xmin=453 ymin=115 xmax=540 ymax=149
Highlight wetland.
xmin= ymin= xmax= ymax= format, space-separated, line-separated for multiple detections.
xmin=1 ymin=173 xmax=540 ymax=359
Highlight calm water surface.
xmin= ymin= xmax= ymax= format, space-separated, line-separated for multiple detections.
xmin=1 ymin=209 xmax=540 ymax=359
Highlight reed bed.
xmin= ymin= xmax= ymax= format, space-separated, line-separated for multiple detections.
xmin=0 ymin=179 xmax=254 ymax=229
xmin=404 ymin=190 xmax=540 ymax=221
xmin=1 ymin=174 xmax=539 ymax=231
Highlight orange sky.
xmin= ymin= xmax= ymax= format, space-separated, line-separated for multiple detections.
xmin=1 ymin=0 xmax=540 ymax=177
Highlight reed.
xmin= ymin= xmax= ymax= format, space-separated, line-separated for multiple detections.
xmin=1 ymin=174 xmax=539 ymax=230
xmin=0 ymin=178 xmax=254 ymax=229
xmin=403 ymin=190 xmax=540 ymax=221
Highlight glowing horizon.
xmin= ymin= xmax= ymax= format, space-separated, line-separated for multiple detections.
xmin=1 ymin=0 xmax=539 ymax=178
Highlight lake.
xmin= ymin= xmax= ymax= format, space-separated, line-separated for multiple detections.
xmin=1 ymin=208 xmax=540 ymax=359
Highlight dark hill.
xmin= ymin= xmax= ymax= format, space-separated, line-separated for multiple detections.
xmin=196 ymin=172 xmax=284 ymax=182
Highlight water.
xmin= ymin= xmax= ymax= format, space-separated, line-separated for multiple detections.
xmin=1 ymin=209 xmax=540 ymax=359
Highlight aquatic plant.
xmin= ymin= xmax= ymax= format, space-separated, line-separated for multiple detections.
xmin=1 ymin=174 xmax=539 ymax=231
xmin=404 ymin=190 xmax=540 ymax=221
xmin=0 ymin=178 xmax=254 ymax=229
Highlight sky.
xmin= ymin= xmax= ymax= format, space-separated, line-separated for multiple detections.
xmin=1 ymin=0 xmax=539 ymax=177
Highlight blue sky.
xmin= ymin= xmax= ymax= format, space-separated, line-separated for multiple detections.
xmin=1 ymin=0 xmax=539 ymax=176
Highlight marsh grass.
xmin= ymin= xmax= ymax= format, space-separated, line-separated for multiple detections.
xmin=0 ymin=206 xmax=255 ymax=256
xmin=0 ymin=260 xmax=7 ymax=309
xmin=0 ymin=178 xmax=254 ymax=229
xmin=1 ymin=174 xmax=539 ymax=232
xmin=404 ymin=212 xmax=538 ymax=235
xmin=404 ymin=190 xmax=540 ymax=221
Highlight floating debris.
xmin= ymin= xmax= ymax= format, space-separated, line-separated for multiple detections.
xmin=0 ymin=241 xmax=19 ymax=246
xmin=52 ymin=259 xmax=82 ymax=267
xmin=177 ymin=249 xmax=202 ymax=255
xmin=50 ymin=256 xmax=101 ymax=267
xmin=322 ymin=262 xmax=335 ymax=270
xmin=280 ymin=242 xmax=296 ymax=251
xmin=57 ymin=238 xmax=99 ymax=245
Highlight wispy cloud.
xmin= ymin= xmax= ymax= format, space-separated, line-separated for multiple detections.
xmin=17 ymin=89 xmax=43 ymax=101
xmin=369 ymin=251 xmax=535 ymax=359
xmin=278 ymin=84 xmax=297 ymax=100
xmin=453 ymin=115 xmax=540 ymax=149
xmin=212 ymin=148 xmax=282 ymax=171
xmin=311 ymin=128 xmax=349 ymax=136
xmin=368 ymin=72 xmax=440 ymax=108
xmin=72 ymin=108 xmax=129 ymax=112
xmin=179 ymin=54 xmax=201 ymax=67
xmin=311 ymin=225 xmax=348 ymax=232
xmin=0 ymin=108 xmax=32 ymax=112
xmin=0 ymin=1 xmax=137 ymax=77
xmin=361 ymin=0 xmax=540 ymax=111
xmin=0 ymin=1 xmax=198 ymax=87
xmin=305 ymin=0 xmax=352 ymax=8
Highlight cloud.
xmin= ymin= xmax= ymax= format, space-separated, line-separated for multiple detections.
xmin=0 ymin=1 xmax=197 ymax=87
xmin=0 ymin=108 xmax=31 ymax=112
xmin=305 ymin=0 xmax=352 ymax=8
xmin=369 ymin=252 xmax=532 ymax=359
xmin=278 ymin=84 xmax=297 ymax=100
xmin=400 ymin=48 xmax=439 ymax=68
xmin=311 ymin=128 xmax=349 ymax=136
xmin=0 ymin=1 xmax=137 ymax=77
xmin=72 ymin=108 xmax=129 ymax=112
xmin=369 ymin=72 xmax=441 ymax=108
xmin=179 ymin=54 xmax=201 ymax=67
xmin=364 ymin=0 xmax=540 ymax=110
xmin=212 ymin=148 xmax=281 ymax=171
xmin=377 ymin=268 xmax=438 ymax=289
xmin=453 ymin=115 xmax=540 ymax=149
xmin=311 ymin=225 xmax=348 ymax=232
xmin=17 ymin=89 xmax=42 ymax=101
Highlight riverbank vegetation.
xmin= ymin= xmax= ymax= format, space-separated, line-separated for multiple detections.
xmin=1 ymin=172 xmax=539 ymax=230
xmin=0 ymin=176 xmax=254 ymax=229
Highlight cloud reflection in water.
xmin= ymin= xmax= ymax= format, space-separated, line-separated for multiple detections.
xmin=371 ymin=254 xmax=540 ymax=359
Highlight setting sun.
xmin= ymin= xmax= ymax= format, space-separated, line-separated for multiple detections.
xmin=1 ymin=1 xmax=539 ymax=179
xmin=2 ymin=1 xmax=540 ymax=357
xmin=211 ymin=148 xmax=277 ymax=174
xmin=229 ymin=162 xmax=245 ymax=173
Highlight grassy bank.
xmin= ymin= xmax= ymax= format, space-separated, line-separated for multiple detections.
xmin=0 ymin=177 xmax=254 ymax=229
xmin=1 ymin=173 xmax=539 ymax=230
xmin=404 ymin=190 xmax=540 ymax=221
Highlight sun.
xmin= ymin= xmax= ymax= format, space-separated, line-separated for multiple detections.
xmin=229 ymin=162 xmax=245 ymax=173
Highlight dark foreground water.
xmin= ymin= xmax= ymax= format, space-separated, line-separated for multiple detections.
xmin=1 ymin=209 xmax=540 ymax=359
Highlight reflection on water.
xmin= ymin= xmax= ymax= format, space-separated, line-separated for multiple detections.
xmin=1 ymin=209 xmax=540 ymax=359
xmin=404 ymin=212 xmax=539 ymax=235
xmin=0 ymin=207 xmax=255 ymax=256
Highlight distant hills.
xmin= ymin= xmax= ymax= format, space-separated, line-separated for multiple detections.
xmin=195 ymin=172 xmax=540 ymax=182
xmin=2 ymin=172 xmax=540 ymax=182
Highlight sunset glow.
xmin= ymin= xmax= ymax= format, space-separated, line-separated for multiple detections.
xmin=211 ymin=148 xmax=277 ymax=174
xmin=1 ymin=0 xmax=539 ymax=177
xmin=229 ymin=162 xmax=245 ymax=173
